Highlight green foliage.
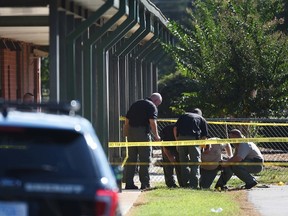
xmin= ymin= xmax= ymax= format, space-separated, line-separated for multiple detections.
xmin=158 ymin=72 xmax=199 ymax=117
xmin=41 ymin=57 xmax=50 ymax=101
xmin=259 ymin=166 xmax=288 ymax=183
xmin=161 ymin=0 xmax=288 ymax=118
xmin=152 ymin=0 xmax=192 ymax=22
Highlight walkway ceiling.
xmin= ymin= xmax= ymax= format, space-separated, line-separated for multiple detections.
xmin=0 ymin=0 xmax=168 ymax=48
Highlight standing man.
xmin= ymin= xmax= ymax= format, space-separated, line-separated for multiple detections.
xmin=123 ymin=93 xmax=162 ymax=190
xmin=173 ymin=108 xmax=208 ymax=189
xmin=215 ymin=129 xmax=264 ymax=190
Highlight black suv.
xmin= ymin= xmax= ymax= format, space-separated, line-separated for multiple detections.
xmin=0 ymin=101 xmax=121 ymax=216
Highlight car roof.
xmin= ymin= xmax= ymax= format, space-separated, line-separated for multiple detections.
xmin=0 ymin=110 xmax=91 ymax=133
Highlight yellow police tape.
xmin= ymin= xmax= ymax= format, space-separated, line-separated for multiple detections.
xmin=121 ymin=137 xmax=129 ymax=168
xmin=120 ymin=116 xmax=288 ymax=126
xmin=109 ymin=161 xmax=288 ymax=166
xmin=108 ymin=137 xmax=288 ymax=148
xmin=205 ymin=121 xmax=288 ymax=126
xmin=115 ymin=118 xmax=288 ymax=167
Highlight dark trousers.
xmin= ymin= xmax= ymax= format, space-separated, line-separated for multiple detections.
xmin=200 ymin=167 xmax=221 ymax=189
xmin=124 ymin=126 xmax=151 ymax=187
xmin=162 ymin=147 xmax=183 ymax=187
xmin=215 ymin=158 xmax=263 ymax=187
xmin=125 ymin=146 xmax=151 ymax=187
xmin=177 ymin=135 xmax=201 ymax=188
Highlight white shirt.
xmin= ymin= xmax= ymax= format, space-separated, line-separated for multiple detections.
xmin=201 ymin=144 xmax=228 ymax=170
xmin=236 ymin=142 xmax=263 ymax=160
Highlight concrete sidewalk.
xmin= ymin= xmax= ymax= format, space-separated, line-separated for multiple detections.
xmin=248 ymin=185 xmax=288 ymax=216
xmin=118 ymin=189 xmax=141 ymax=215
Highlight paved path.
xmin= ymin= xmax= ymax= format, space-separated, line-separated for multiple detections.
xmin=118 ymin=189 xmax=141 ymax=215
xmin=248 ymin=185 xmax=288 ymax=216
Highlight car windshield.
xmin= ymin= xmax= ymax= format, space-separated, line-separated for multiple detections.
xmin=0 ymin=126 xmax=96 ymax=179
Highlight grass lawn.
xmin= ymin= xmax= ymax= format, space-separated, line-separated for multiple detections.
xmin=126 ymin=186 xmax=258 ymax=216
xmin=125 ymin=166 xmax=288 ymax=216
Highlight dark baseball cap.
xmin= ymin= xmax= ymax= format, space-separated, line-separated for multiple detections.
xmin=228 ymin=129 xmax=242 ymax=137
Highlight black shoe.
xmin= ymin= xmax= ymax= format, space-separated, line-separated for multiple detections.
xmin=140 ymin=184 xmax=151 ymax=190
xmin=215 ymin=185 xmax=229 ymax=191
xmin=125 ymin=184 xmax=139 ymax=190
xmin=244 ymin=181 xmax=258 ymax=189
xmin=167 ymin=184 xmax=178 ymax=188
xmin=182 ymin=183 xmax=190 ymax=188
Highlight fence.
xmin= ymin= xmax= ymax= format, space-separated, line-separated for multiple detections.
xmin=109 ymin=118 xmax=288 ymax=188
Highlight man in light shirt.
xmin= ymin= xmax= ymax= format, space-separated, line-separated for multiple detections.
xmin=200 ymin=138 xmax=233 ymax=189
xmin=214 ymin=129 xmax=264 ymax=190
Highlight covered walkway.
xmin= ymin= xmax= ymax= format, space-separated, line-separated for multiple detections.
xmin=0 ymin=0 xmax=172 ymax=160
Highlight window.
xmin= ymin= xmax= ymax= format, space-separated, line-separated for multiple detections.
xmin=0 ymin=127 xmax=97 ymax=179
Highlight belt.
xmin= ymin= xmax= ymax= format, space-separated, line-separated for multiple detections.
xmin=253 ymin=158 xmax=264 ymax=162
xmin=178 ymin=135 xmax=199 ymax=140
xmin=179 ymin=134 xmax=198 ymax=137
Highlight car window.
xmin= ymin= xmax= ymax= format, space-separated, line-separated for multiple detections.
xmin=0 ymin=126 xmax=97 ymax=179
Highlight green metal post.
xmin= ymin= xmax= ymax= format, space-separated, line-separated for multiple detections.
xmin=114 ymin=2 xmax=146 ymax=57
xmin=132 ymin=19 xmax=159 ymax=59
xmin=82 ymin=0 xmax=127 ymax=122
xmin=94 ymin=0 xmax=137 ymax=154
xmin=65 ymin=0 xmax=115 ymax=119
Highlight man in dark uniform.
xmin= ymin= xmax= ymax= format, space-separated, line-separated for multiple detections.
xmin=160 ymin=124 xmax=183 ymax=188
xmin=123 ymin=93 xmax=162 ymax=190
xmin=173 ymin=108 xmax=208 ymax=188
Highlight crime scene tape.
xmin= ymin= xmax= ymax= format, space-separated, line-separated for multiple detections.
xmin=109 ymin=161 xmax=288 ymax=166
xmin=120 ymin=116 xmax=288 ymax=126
xmin=206 ymin=121 xmax=288 ymax=126
xmin=108 ymin=137 xmax=288 ymax=148
xmin=120 ymin=136 xmax=129 ymax=168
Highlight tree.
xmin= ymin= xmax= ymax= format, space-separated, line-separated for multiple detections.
xmin=158 ymin=72 xmax=199 ymax=117
xmin=41 ymin=57 xmax=50 ymax=102
xmin=162 ymin=0 xmax=288 ymax=118
xmin=151 ymin=0 xmax=192 ymax=22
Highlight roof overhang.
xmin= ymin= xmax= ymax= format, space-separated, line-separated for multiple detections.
xmin=0 ymin=0 xmax=168 ymax=47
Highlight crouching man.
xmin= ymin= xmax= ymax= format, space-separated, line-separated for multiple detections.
xmin=215 ymin=129 xmax=264 ymax=190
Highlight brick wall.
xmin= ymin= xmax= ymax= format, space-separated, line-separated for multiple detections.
xmin=0 ymin=40 xmax=40 ymax=102
xmin=1 ymin=48 xmax=17 ymax=100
